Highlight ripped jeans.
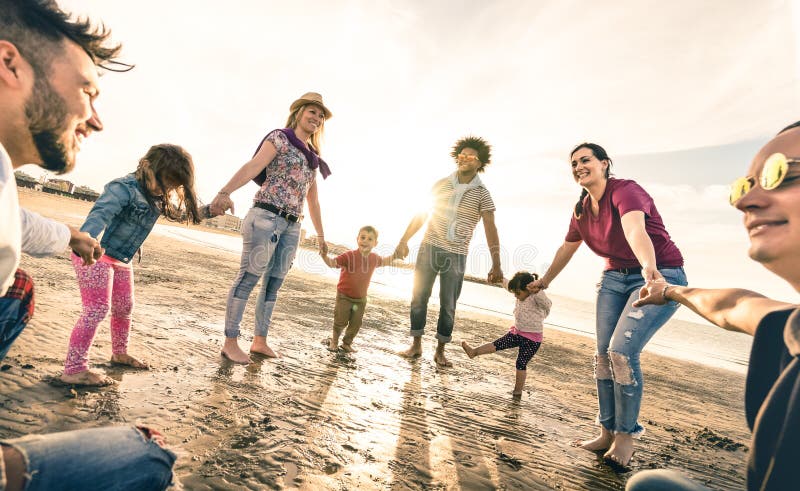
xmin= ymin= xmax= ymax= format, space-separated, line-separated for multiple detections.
xmin=594 ymin=267 xmax=687 ymax=435
xmin=224 ymin=207 xmax=300 ymax=339
xmin=0 ymin=426 xmax=177 ymax=491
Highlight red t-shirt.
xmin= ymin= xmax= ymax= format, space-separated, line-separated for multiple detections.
xmin=335 ymin=250 xmax=381 ymax=299
xmin=564 ymin=178 xmax=683 ymax=270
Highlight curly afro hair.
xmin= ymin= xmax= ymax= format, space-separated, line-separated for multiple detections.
xmin=450 ymin=135 xmax=492 ymax=172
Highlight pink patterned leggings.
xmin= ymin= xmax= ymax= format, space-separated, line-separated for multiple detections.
xmin=64 ymin=254 xmax=134 ymax=375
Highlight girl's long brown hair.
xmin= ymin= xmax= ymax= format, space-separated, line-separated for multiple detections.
xmin=135 ymin=144 xmax=202 ymax=224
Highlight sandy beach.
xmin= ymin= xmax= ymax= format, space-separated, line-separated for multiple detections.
xmin=0 ymin=190 xmax=751 ymax=490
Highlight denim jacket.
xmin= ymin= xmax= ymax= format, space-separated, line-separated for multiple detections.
xmin=80 ymin=173 xmax=160 ymax=263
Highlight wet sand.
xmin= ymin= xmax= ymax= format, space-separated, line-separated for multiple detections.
xmin=1 ymin=190 xmax=751 ymax=490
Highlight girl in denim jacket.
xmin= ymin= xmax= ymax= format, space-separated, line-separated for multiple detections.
xmin=60 ymin=144 xmax=208 ymax=386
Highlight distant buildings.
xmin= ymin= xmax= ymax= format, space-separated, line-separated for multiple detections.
xmin=203 ymin=213 xmax=243 ymax=232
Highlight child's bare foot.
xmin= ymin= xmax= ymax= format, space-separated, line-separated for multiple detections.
xmin=324 ymin=338 xmax=338 ymax=352
xmin=575 ymin=428 xmax=615 ymax=452
xmin=604 ymin=433 xmax=635 ymax=467
xmin=110 ymin=353 xmax=150 ymax=369
xmin=340 ymin=344 xmax=356 ymax=353
xmin=512 ymin=390 xmax=523 ymax=398
xmin=221 ymin=338 xmax=250 ymax=364
xmin=461 ymin=341 xmax=476 ymax=359
xmin=60 ymin=370 xmax=115 ymax=387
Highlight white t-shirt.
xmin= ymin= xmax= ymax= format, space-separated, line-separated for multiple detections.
xmin=0 ymin=143 xmax=70 ymax=296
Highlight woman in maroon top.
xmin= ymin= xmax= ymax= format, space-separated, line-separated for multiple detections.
xmin=530 ymin=143 xmax=687 ymax=467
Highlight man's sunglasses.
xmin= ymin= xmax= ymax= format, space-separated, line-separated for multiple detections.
xmin=729 ymin=152 xmax=800 ymax=205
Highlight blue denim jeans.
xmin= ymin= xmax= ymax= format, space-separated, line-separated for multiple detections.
xmin=594 ymin=267 xmax=688 ymax=435
xmin=409 ymin=243 xmax=467 ymax=343
xmin=0 ymin=426 xmax=177 ymax=491
xmin=0 ymin=298 xmax=31 ymax=362
xmin=626 ymin=469 xmax=711 ymax=490
xmin=225 ymin=207 xmax=301 ymax=338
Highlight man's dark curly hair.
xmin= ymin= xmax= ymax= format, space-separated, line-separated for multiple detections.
xmin=450 ymin=135 xmax=492 ymax=172
xmin=0 ymin=0 xmax=129 ymax=76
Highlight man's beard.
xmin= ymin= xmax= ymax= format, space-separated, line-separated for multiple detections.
xmin=24 ymin=75 xmax=72 ymax=174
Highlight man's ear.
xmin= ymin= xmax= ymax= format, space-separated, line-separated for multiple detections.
xmin=0 ymin=40 xmax=29 ymax=89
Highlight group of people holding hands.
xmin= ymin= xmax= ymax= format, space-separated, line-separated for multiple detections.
xmin=0 ymin=1 xmax=797 ymax=490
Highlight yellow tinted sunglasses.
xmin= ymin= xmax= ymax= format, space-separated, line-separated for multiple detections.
xmin=729 ymin=153 xmax=800 ymax=206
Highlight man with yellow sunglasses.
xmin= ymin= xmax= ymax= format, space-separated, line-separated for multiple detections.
xmin=729 ymin=151 xmax=800 ymax=205
xmin=627 ymin=121 xmax=800 ymax=491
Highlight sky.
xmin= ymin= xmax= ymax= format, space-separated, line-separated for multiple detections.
xmin=26 ymin=0 xmax=800 ymax=304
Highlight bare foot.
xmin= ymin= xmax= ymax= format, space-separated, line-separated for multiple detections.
xmin=250 ymin=344 xmax=280 ymax=358
xmin=575 ymin=428 xmax=615 ymax=452
xmin=399 ymin=345 xmax=422 ymax=358
xmin=323 ymin=338 xmax=338 ymax=352
xmin=110 ymin=353 xmax=150 ymax=369
xmin=433 ymin=351 xmax=452 ymax=367
xmin=221 ymin=338 xmax=251 ymax=364
xmin=604 ymin=433 xmax=635 ymax=467
xmin=340 ymin=344 xmax=356 ymax=353
xmin=461 ymin=341 xmax=476 ymax=359
xmin=60 ymin=370 xmax=115 ymax=387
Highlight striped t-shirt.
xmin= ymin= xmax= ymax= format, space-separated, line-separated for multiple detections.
xmin=422 ymin=176 xmax=496 ymax=255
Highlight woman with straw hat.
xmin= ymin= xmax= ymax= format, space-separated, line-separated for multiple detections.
xmin=210 ymin=92 xmax=333 ymax=364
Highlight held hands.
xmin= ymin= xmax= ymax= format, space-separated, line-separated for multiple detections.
xmin=209 ymin=192 xmax=234 ymax=216
xmin=68 ymin=227 xmax=103 ymax=266
xmin=318 ymin=238 xmax=328 ymax=256
xmin=641 ymin=265 xmax=663 ymax=283
xmin=394 ymin=242 xmax=410 ymax=260
xmin=632 ymin=279 xmax=671 ymax=307
xmin=487 ymin=264 xmax=503 ymax=284
xmin=526 ymin=278 xmax=548 ymax=294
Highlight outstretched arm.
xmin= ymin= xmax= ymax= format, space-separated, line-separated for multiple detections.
xmin=620 ymin=210 xmax=661 ymax=282
xmin=529 ymin=240 xmax=581 ymax=292
xmin=210 ymin=140 xmax=277 ymax=215
xmin=482 ymin=211 xmax=503 ymax=283
xmin=320 ymin=252 xmax=338 ymax=268
xmin=394 ymin=212 xmax=428 ymax=259
xmin=634 ymin=281 xmax=794 ymax=336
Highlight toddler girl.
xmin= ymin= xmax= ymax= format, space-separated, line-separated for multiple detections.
xmin=462 ymin=271 xmax=551 ymax=396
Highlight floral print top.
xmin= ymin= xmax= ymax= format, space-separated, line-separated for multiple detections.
xmin=253 ymin=130 xmax=316 ymax=216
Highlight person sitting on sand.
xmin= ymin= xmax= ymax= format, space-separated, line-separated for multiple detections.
xmin=210 ymin=92 xmax=332 ymax=364
xmin=462 ymin=271 xmax=551 ymax=396
xmin=394 ymin=136 xmax=503 ymax=367
xmin=319 ymin=225 xmax=398 ymax=352
xmin=60 ymin=144 xmax=211 ymax=386
xmin=625 ymin=121 xmax=800 ymax=491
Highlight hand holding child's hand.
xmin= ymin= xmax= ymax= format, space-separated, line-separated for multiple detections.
xmin=487 ymin=264 xmax=503 ymax=284
xmin=527 ymin=279 xmax=547 ymax=294
xmin=394 ymin=242 xmax=409 ymax=260
xmin=69 ymin=227 xmax=101 ymax=266
xmin=318 ymin=239 xmax=328 ymax=256
xmin=210 ymin=192 xmax=234 ymax=216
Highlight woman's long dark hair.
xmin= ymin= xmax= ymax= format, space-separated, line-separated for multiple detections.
xmin=570 ymin=143 xmax=613 ymax=219
xmin=135 ymin=144 xmax=202 ymax=224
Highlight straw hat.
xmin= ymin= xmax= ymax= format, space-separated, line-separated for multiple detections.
xmin=289 ymin=92 xmax=332 ymax=119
